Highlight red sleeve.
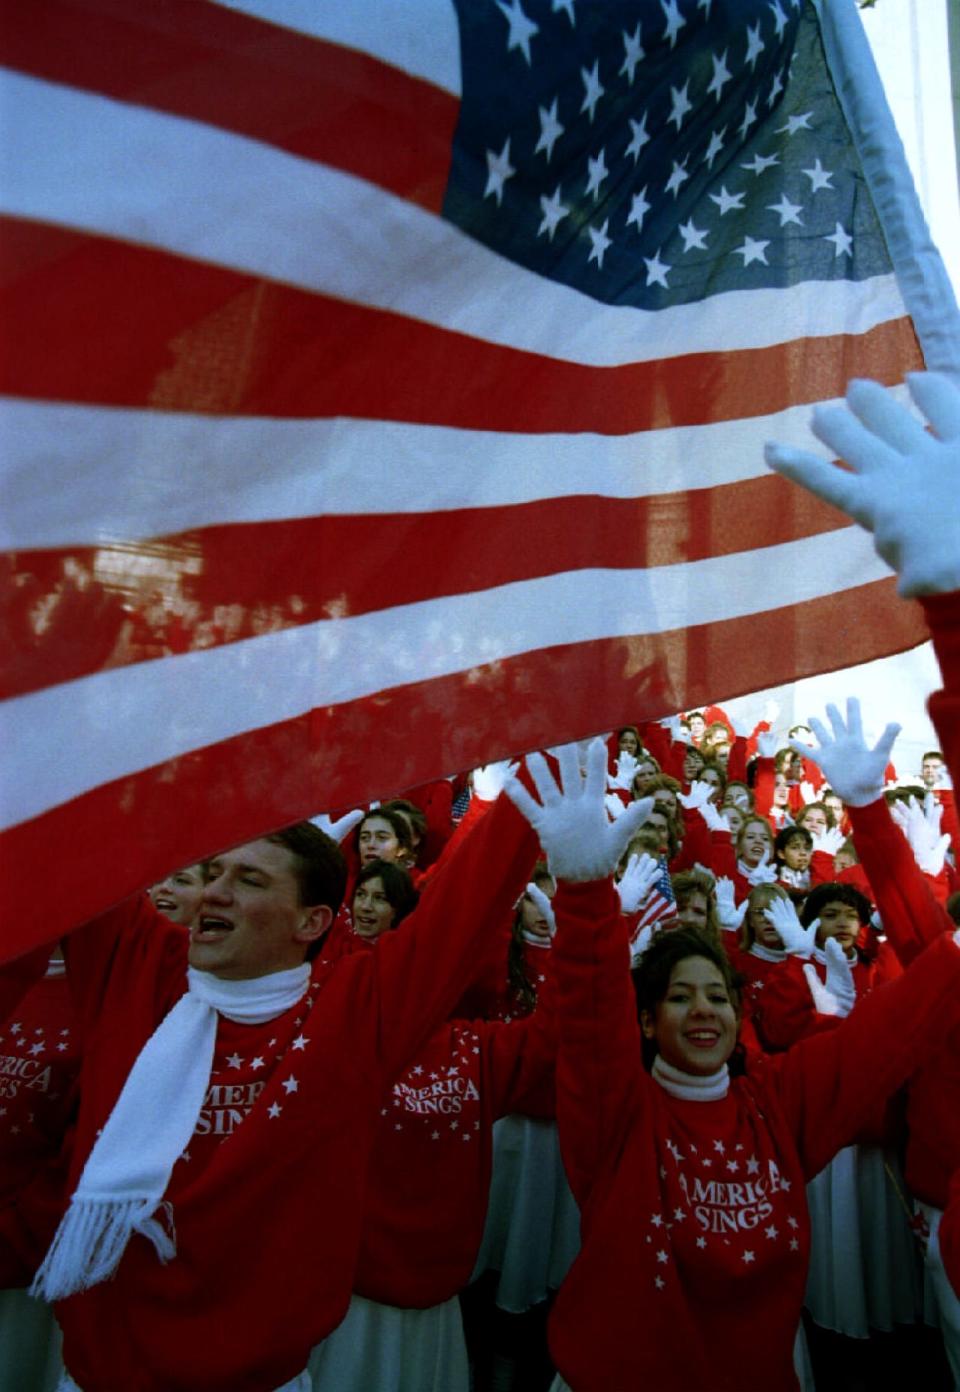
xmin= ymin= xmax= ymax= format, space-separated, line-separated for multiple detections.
xmin=414 ymin=789 xmax=495 ymax=891
xmin=726 ymin=736 xmax=748 ymax=785
xmin=482 ymin=959 xmax=558 ymax=1120
xmin=809 ymin=851 xmax=835 ymax=887
xmin=937 ymin=789 xmax=960 ymax=857
xmin=401 ymin=778 xmax=454 ymax=868
xmin=754 ymin=757 xmax=776 ymax=819
xmin=766 ymin=932 xmax=960 ymax=1179
xmin=372 ymin=792 xmax=539 ymax=1081
xmin=639 ymin=721 xmax=686 ymax=781
xmin=750 ymin=957 xmax=840 ymax=1053
xmin=550 ymin=878 xmax=645 ymax=1207
xmin=848 ymin=800 xmax=954 ymax=967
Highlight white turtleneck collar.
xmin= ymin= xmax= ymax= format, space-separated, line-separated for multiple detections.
xmin=749 ymin=942 xmax=786 ymax=964
xmin=652 ymin=1054 xmax=730 ymax=1101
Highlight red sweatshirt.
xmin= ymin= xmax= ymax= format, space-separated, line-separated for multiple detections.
xmin=50 ymin=792 xmax=538 ymax=1392
xmin=546 ymin=878 xmax=960 ymax=1392
xmin=354 ymin=1006 xmax=555 ymax=1307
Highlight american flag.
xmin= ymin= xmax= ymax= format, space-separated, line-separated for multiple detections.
xmin=0 ymin=0 xmax=946 ymax=954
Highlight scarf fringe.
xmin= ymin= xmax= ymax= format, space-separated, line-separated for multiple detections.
xmin=31 ymin=1196 xmax=175 ymax=1302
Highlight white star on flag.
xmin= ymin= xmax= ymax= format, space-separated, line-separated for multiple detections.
xmin=585 ymin=149 xmax=608 ymax=201
xmin=710 ymin=186 xmax=744 ymax=215
xmin=580 ymin=61 xmax=603 ymax=122
xmin=620 ymin=25 xmax=644 ymax=83
xmin=588 ymin=220 xmax=612 ymax=268
xmin=535 ymin=99 xmax=564 ymax=161
xmin=678 ymin=219 xmax=708 ymax=252
xmin=734 ymin=236 xmax=770 ymax=266
xmin=824 ymin=223 xmax=853 ymax=257
xmin=484 ymin=138 xmax=516 ymax=206
xmin=625 ymin=114 xmax=650 ymax=163
xmin=668 ymin=82 xmax=692 ymax=131
xmin=495 ymin=0 xmax=538 ymax=65
xmin=803 ymin=158 xmax=834 ymax=192
xmin=768 ymin=194 xmax=803 ymax=227
xmin=707 ymin=51 xmax=732 ymax=101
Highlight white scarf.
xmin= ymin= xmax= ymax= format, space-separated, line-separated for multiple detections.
xmin=652 ymin=1054 xmax=730 ymax=1101
xmin=749 ymin=942 xmax=787 ymax=964
xmin=32 ymin=963 xmax=310 ymax=1302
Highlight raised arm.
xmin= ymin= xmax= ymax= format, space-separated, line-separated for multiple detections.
xmin=504 ymin=741 xmax=653 ymax=1204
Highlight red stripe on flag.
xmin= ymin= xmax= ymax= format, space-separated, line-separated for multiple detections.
xmin=2 ymin=480 xmax=853 ymax=700
xmin=0 ymin=0 xmax=457 ymax=212
xmin=0 ymin=217 xmax=924 ymax=430
xmin=0 ymin=575 xmax=925 ymax=957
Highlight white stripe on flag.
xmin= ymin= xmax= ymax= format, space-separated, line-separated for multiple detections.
xmin=1 ymin=392 xmax=906 ymax=549
xmin=1 ymin=525 xmax=891 ymax=831
xmin=0 ymin=70 xmax=910 ymax=368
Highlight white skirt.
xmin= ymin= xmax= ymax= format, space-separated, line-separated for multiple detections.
xmin=804 ymin=1144 xmax=922 ymax=1337
xmin=472 ymin=1116 xmax=580 ymax=1313
xmin=0 ymin=1287 xmax=64 ymax=1392
xmin=308 ymin=1293 xmax=468 ymax=1392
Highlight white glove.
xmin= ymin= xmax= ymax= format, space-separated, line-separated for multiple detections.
xmin=764 ymin=898 xmax=818 ymax=955
xmin=472 ymin=758 xmax=520 ymax=802
xmin=811 ymin=825 xmax=845 ymax=856
xmin=890 ymin=794 xmax=952 ymax=877
xmin=615 ymin=852 xmax=661 ymax=914
xmin=822 ymin=937 xmax=856 ymax=1016
xmin=608 ymin=749 xmax=640 ymax=791
xmin=504 ymin=741 xmax=655 ymax=882
xmin=524 ymin=882 xmax=556 ymax=937
xmin=795 ymin=697 xmax=899 ymax=808
xmin=746 ymin=857 xmax=778 ymax=887
xmin=765 ymin=372 xmax=960 ymax=598
xmin=802 ymin=964 xmax=842 ymax=1017
xmin=715 ymin=877 xmax=747 ymax=932
xmin=604 ymin=792 xmax=628 ymax=822
xmin=764 ymin=698 xmax=781 ymax=725
xmin=730 ymin=712 xmax=750 ymax=739
xmin=310 ymin=808 xmax=364 ymax=843
xmin=756 ymin=730 xmax=779 ymax=759
xmin=678 ymin=780 xmax=715 ymax=811
xmin=698 ymin=800 xmax=728 ymax=833
xmin=658 ymin=714 xmax=683 ymax=740
xmin=798 ymin=780 xmax=817 ymax=804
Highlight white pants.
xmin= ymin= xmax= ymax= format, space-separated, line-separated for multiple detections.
xmin=57 ymin=1370 xmax=311 ymax=1392
xmin=917 ymin=1201 xmax=960 ymax=1388
xmin=309 ymin=1293 xmax=468 ymax=1392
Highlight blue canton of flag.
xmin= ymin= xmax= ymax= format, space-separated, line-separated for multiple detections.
xmin=444 ymin=0 xmax=892 ymax=307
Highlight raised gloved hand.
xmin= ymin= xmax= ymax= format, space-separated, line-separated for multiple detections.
xmin=729 ymin=712 xmax=750 ymax=739
xmin=698 ymin=800 xmax=728 ymax=833
xmin=756 ymin=730 xmax=779 ymax=759
xmin=798 ymin=780 xmax=817 ymax=804
xmin=764 ymin=897 xmax=818 ymax=955
xmin=658 ymin=714 xmax=684 ymax=741
xmin=714 ymin=877 xmax=747 ymax=932
xmin=505 ymin=740 xmax=654 ymax=882
xmin=604 ymin=792 xmax=628 ymax=822
xmin=765 ymin=372 xmax=960 ymax=597
xmin=678 ymin=780 xmax=716 ymax=811
xmin=890 ymin=794 xmax=952 ymax=877
xmin=608 ymin=749 xmax=640 ymax=791
xmin=822 ymin=936 xmax=856 ymax=1016
xmin=523 ymin=882 xmax=556 ymax=937
xmin=615 ymin=852 xmax=661 ymax=914
xmin=310 ymin=808 xmax=364 ymax=843
xmin=473 ymin=758 xmax=520 ymax=802
xmin=794 ymin=698 xmax=899 ymax=808
xmin=810 ymin=825 xmax=845 ymax=856
xmin=764 ymin=698 xmax=781 ymax=726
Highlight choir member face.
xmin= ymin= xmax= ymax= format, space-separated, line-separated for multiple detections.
xmin=618 ymin=729 xmax=640 ymax=756
xmin=772 ymin=774 xmax=790 ymax=808
xmin=676 ymin=892 xmax=709 ymax=933
xmin=633 ymin=760 xmax=660 ymax=796
xmin=190 ymin=840 xmax=331 ymax=980
xmin=823 ymin=792 xmax=844 ymax=823
xmin=781 ymin=837 xmax=811 ymax=872
xmin=688 ymin=715 xmax=706 ymax=743
xmin=352 ymin=875 xmax=396 ymax=940
xmin=520 ymin=876 xmax=556 ymax=940
xmin=749 ymin=898 xmax=785 ymax=950
xmin=641 ymin=956 xmax=737 ymax=1076
xmin=798 ymin=807 xmax=827 ymax=838
xmin=922 ymin=756 xmax=946 ymax=789
xmin=149 ymin=865 xmax=205 ymax=925
xmin=738 ymin=820 xmax=772 ymax=869
xmin=645 ymin=809 xmax=671 ymax=855
xmin=698 ymin=767 xmax=723 ymax=802
xmin=833 ymin=845 xmax=857 ymax=873
xmin=723 ymin=784 xmax=751 ymax=812
xmin=653 ymin=787 xmax=679 ymax=818
xmin=814 ymin=900 xmax=862 ymax=957
xmin=358 ymin=816 xmax=402 ymax=867
xmin=683 ymin=748 xmax=705 ymax=783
